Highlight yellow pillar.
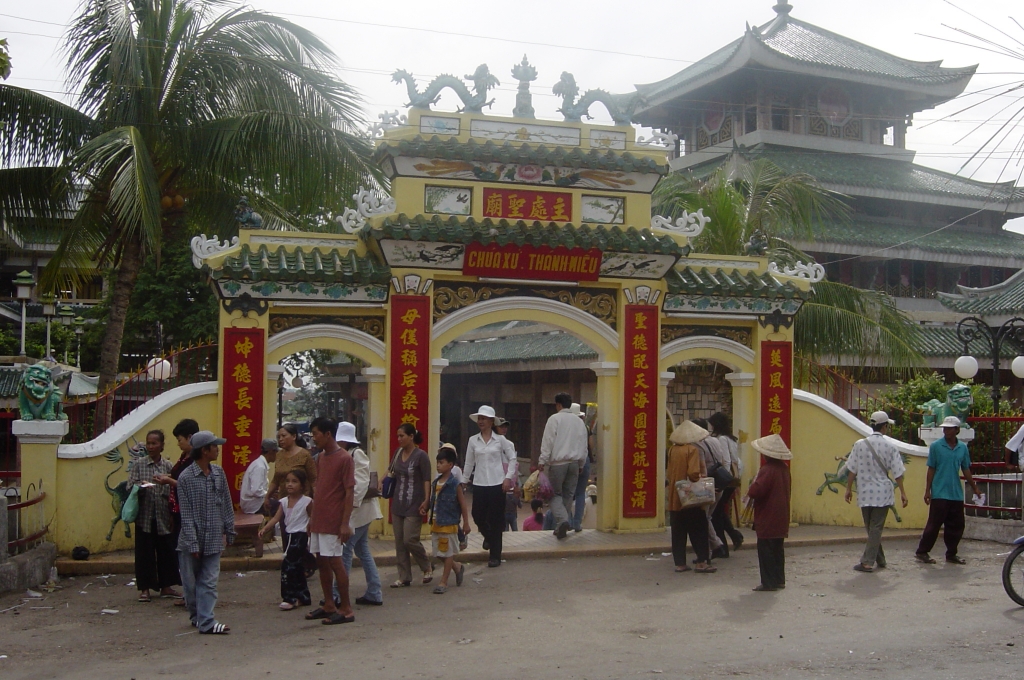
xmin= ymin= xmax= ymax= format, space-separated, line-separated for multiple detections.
xmin=725 ymin=372 xmax=756 ymax=486
xmin=361 ymin=366 xmax=388 ymax=538
xmin=590 ymin=361 xmax=620 ymax=531
xmin=13 ymin=420 xmax=69 ymax=545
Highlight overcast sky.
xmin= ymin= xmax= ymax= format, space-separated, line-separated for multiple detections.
xmin=3 ymin=0 xmax=1023 ymax=192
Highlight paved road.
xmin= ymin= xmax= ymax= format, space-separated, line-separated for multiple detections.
xmin=2 ymin=538 xmax=1022 ymax=679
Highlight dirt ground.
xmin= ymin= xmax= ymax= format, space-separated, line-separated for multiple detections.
xmin=1 ymin=537 xmax=1022 ymax=679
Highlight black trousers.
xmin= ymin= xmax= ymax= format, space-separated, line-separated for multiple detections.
xmin=670 ymin=507 xmax=710 ymax=566
xmin=135 ymin=528 xmax=181 ymax=592
xmin=757 ymin=538 xmax=786 ymax=589
xmin=916 ymin=499 xmax=966 ymax=559
xmin=472 ymin=484 xmax=507 ymax=561
xmin=711 ymin=487 xmax=744 ymax=552
xmin=281 ymin=531 xmax=311 ymax=605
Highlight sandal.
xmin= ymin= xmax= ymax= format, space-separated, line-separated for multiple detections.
xmin=674 ymin=565 xmax=691 ymax=573
xmin=915 ymin=553 xmax=937 ymax=564
xmin=159 ymin=590 xmax=183 ymax=599
xmin=279 ymin=602 xmax=296 ymax=611
xmin=305 ymin=607 xmax=331 ymax=620
xmin=389 ymin=580 xmax=411 ymax=589
xmin=199 ymin=622 xmax=230 ymax=634
xmin=853 ymin=563 xmax=874 ymax=573
xmin=946 ymin=556 xmax=967 ymax=565
xmin=322 ymin=612 xmax=355 ymax=625
xmin=173 ymin=599 xmax=186 ymax=607
xmin=422 ymin=571 xmax=434 ymax=585
xmin=432 ymin=585 xmax=447 ymax=594
xmin=138 ymin=592 xmax=151 ymax=603
xmin=694 ymin=565 xmax=718 ymax=574
xmin=455 ymin=565 xmax=464 ymax=587
xmin=752 ymin=584 xmax=777 ymax=592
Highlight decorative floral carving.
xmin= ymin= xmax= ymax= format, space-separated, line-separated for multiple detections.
xmin=635 ymin=130 xmax=679 ymax=148
xmin=335 ymin=186 xmax=397 ymax=233
xmin=269 ymin=315 xmax=386 ymax=340
xmin=191 ymin=233 xmax=239 ymax=268
xmin=661 ymin=325 xmax=752 ymax=348
xmin=534 ymin=289 xmax=616 ymax=327
xmin=367 ymin=110 xmax=408 ymax=138
xmin=432 ymin=286 xmax=515 ymax=320
xmin=768 ymin=261 xmax=826 ymax=283
xmin=651 ymin=208 xmax=710 ymax=237
xmin=432 ymin=284 xmax=617 ymax=327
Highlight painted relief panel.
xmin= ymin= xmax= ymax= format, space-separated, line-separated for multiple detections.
xmin=589 ymin=129 xmax=626 ymax=150
xmin=424 ymin=185 xmax=472 ymax=215
xmin=581 ymin=195 xmax=625 ymax=224
xmin=469 ymin=118 xmax=581 ymax=146
xmin=663 ymin=295 xmax=803 ymax=315
xmin=420 ymin=116 xmax=460 ymax=135
xmin=599 ymin=252 xmax=677 ymax=280
xmin=379 ymin=240 xmax=465 ymax=270
xmin=216 ymin=280 xmax=388 ymax=302
xmin=392 ymin=157 xmax=656 ymax=192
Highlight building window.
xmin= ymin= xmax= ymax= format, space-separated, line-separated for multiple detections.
xmin=744 ymin=106 xmax=758 ymax=134
xmin=771 ymin=106 xmax=790 ymax=131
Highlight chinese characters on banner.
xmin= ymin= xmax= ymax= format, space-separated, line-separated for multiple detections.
xmin=622 ymin=305 xmax=659 ymax=518
xmin=462 ymin=242 xmax=602 ymax=282
xmin=389 ymin=296 xmax=430 ymax=453
xmin=482 ymin=187 xmax=573 ymax=222
xmin=760 ymin=341 xmax=793 ymax=446
xmin=221 ymin=328 xmax=265 ymax=505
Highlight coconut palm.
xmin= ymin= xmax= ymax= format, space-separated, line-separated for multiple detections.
xmin=0 ymin=0 xmax=377 ymax=388
xmin=653 ymin=157 xmax=924 ymax=372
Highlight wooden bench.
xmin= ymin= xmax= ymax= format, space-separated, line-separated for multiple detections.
xmin=233 ymin=511 xmax=265 ymax=557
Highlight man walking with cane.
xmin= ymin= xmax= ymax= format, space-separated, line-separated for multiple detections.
xmin=845 ymin=411 xmax=908 ymax=572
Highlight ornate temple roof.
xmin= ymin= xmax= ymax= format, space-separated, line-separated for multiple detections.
xmin=634 ymin=4 xmax=975 ymax=116
xmin=938 ymin=269 xmax=1024 ymax=317
xmin=665 ymin=264 xmax=811 ymax=299
xmin=374 ymin=136 xmax=668 ymax=175
xmin=444 ymin=331 xmax=596 ymax=366
xmin=916 ymin=324 xmax=1020 ymax=358
xmin=203 ymin=244 xmax=390 ymax=285
xmin=368 ymin=214 xmax=682 ymax=256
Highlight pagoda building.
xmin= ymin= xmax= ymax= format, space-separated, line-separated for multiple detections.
xmin=632 ymin=0 xmax=1024 ymax=376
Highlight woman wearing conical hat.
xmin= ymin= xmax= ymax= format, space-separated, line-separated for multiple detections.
xmin=666 ymin=421 xmax=716 ymax=574
xmin=745 ymin=434 xmax=792 ymax=592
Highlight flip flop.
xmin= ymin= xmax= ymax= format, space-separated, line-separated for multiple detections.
xmin=946 ymin=556 xmax=967 ymax=565
xmin=138 ymin=594 xmax=151 ymax=603
xmin=674 ymin=565 xmax=691 ymax=573
xmin=322 ymin=612 xmax=355 ymax=625
xmin=173 ymin=599 xmax=186 ymax=607
xmin=389 ymin=580 xmax=411 ymax=589
xmin=455 ymin=565 xmax=465 ymax=587
xmin=694 ymin=565 xmax=718 ymax=574
xmin=752 ymin=585 xmax=777 ymax=592
xmin=853 ymin=563 xmax=874 ymax=573
xmin=159 ymin=591 xmax=183 ymax=599
xmin=279 ymin=602 xmax=296 ymax=611
xmin=305 ymin=607 xmax=330 ymax=620
xmin=199 ymin=622 xmax=230 ymax=634
xmin=915 ymin=553 xmax=937 ymax=564
xmin=422 ymin=572 xmax=434 ymax=584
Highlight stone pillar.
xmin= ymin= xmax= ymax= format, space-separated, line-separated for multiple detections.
xmin=658 ymin=371 xmax=675 ymax=526
xmin=12 ymin=420 xmax=69 ymax=543
xmin=361 ymin=366 xmax=387 ymax=538
xmin=265 ymin=363 xmax=285 ymax=435
xmin=725 ymin=372 xmax=756 ymax=487
xmin=590 ymin=361 xmax=619 ymax=531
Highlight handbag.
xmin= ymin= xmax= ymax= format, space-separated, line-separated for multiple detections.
xmin=380 ymin=452 xmax=399 ymax=499
xmin=675 ymin=477 xmax=716 ymax=509
xmin=707 ymin=461 xmax=735 ymax=490
xmin=365 ymin=471 xmax=380 ymax=499
xmin=121 ymin=485 xmax=140 ymax=523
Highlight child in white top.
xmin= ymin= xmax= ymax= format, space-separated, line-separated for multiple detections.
xmin=261 ymin=470 xmax=313 ymax=610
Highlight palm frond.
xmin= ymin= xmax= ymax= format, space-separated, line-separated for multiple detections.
xmin=0 ymin=85 xmax=95 ymax=166
xmin=0 ymin=167 xmax=76 ymax=228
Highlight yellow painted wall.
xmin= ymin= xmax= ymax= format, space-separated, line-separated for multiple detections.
xmin=791 ymin=398 xmax=929 ymax=529
xmin=50 ymin=390 xmax=220 ymax=554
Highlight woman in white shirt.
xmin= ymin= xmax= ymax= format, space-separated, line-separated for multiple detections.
xmin=708 ymin=412 xmax=745 ymax=556
xmin=463 ymin=405 xmax=517 ymax=568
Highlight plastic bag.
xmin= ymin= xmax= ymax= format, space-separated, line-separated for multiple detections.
xmin=523 ymin=470 xmax=540 ymax=502
xmin=675 ymin=477 xmax=715 ymax=509
xmin=536 ymin=471 xmax=554 ymax=501
xmin=121 ymin=485 xmax=140 ymax=523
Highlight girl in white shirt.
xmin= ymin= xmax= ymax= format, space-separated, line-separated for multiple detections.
xmin=262 ymin=470 xmax=313 ymax=610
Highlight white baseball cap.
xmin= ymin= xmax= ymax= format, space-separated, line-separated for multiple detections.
xmin=941 ymin=416 xmax=962 ymax=429
xmin=869 ymin=411 xmax=890 ymax=426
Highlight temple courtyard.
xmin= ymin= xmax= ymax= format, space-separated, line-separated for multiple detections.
xmin=1 ymin=539 xmax=1021 ymax=679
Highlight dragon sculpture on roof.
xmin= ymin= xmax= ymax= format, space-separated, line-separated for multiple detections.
xmin=392 ymin=64 xmax=500 ymax=113
xmin=552 ymin=72 xmax=642 ymax=126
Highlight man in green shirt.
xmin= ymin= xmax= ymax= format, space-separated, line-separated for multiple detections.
xmin=915 ymin=417 xmax=982 ymax=565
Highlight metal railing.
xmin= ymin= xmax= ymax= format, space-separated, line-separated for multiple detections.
xmin=964 ymin=416 xmax=1024 ymax=520
xmin=64 ymin=342 xmax=218 ymax=444
xmin=6 ymin=482 xmax=45 ymax=556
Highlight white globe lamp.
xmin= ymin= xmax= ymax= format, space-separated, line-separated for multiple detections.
xmin=1013 ymin=356 xmax=1024 ymax=380
xmin=291 ymin=376 xmax=304 ymax=389
xmin=954 ymin=355 xmax=979 ymax=380
xmin=145 ymin=357 xmax=172 ymax=380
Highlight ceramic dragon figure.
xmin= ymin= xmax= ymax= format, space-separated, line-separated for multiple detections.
xmin=18 ymin=364 xmax=66 ymax=421
xmin=919 ymin=384 xmax=973 ymax=427
xmin=552 ymin=71 xmax=641 ymax=126
xmin=392 ymin=64 xmax=499 ymax=113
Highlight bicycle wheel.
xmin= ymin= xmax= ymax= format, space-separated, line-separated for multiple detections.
xmin=1001 ymin=544 xmax=1024 ymax=607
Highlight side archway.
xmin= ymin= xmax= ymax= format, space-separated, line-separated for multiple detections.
xmin=266 ymin=323 xmax=386 ymax=367
xmin=659 ymin=335 xmax=755 ymax=373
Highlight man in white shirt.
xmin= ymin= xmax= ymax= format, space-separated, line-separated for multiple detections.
xmin=845 ymin=411 xmax=908 ymax=572
xmin=239 ymin=438 xmax=277 ymax=515
xmin=538 ymin=392 xmax=588 ymax=539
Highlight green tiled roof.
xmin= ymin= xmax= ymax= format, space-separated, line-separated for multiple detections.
xmin=369 ymin=215 xmax=682 ymax=256
xmin=804 ymin=220 xmax=1024 ymax=262
xmin=917 ymin=325 xmax=1019 ymax=358
xmin=375 ymin=136 xmax=668 ymax=175
xmin=206 ymin=244 xmax=391 ymax=284
xmin=665 ymin=265 xmax=811 ymax=299
xmin=635 ymin=12 xmax=974 ymax=107
xmin=443 ymin=332 xmax=596 ymax=366
xmin=0 ymin=367 xmax=23 ymax=398
xmin=938 ymin=269 xmax=1024 ymax=316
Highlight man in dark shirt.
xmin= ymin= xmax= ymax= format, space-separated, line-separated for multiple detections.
xmin=304 ymin=417 xmax=356 ymax=625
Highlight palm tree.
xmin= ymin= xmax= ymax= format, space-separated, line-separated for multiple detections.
xmin=0 ymin=0 xmax=377 ymax=388
xmin=654 ymin=157 xmax=924 ymax=372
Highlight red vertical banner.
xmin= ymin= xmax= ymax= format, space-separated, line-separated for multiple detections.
xmin=622 ymin=304 xmax=659 ymax=518
xmin=222 ymin=327 xmax=265 ymax=505
xmin=389 ymin=295 xmax=431 ymax=453
xmin=760 ymin=341 xmax=793 ymax=446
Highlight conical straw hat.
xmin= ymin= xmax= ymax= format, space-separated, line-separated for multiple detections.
xmin=669 ymin=420 xmax=709 ymax=445
xmin=751 ymin=433 xmax=792 ymax=460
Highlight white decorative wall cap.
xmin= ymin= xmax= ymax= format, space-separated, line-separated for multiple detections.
xmin=589 ymin=361 xmax=620 ymax=376
xmin=635 ymin=130 xmax=679 ymax=148
xmin=659 ymin=371 xmax=675 ymax=386
xmin=650 ymin=209 xmax=710 ymax=237
xmin=266 ymin=364 xmax=286 ymax=379
xmin=190 ymin=234 xmax=239 ymax=268
xmin=431 ymin=359 xmax=450 ymax=374
xmin=725 ymin=372 xmax=756 ymax=387
xmin=13 ymin=419 xmax=70 ymax=444
xmin=361 ymin=366 xmax=386 ymax=383
xmin=336 ymin=187 xmax=397 ymax=234
xmin=793 ymin=389 xmax=928 ymax=457
xmin=767 ymin=261 xmax=826 ymax=283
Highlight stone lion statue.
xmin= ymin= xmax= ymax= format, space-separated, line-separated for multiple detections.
xmin=18 ymin=364 xmax=66 ymax=421
xmin=919 ymin=383 xmax=972 ymax=428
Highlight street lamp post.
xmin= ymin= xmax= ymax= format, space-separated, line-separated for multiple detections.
xmin=41 ymin=294 xmax=56 ymax=362
xmin=14 ymin=270 xmax=35 ymax=358
xmin=954 ymin=316 xmax=1024 ymax=414
xmin=58 ymin=304 xmax=74 ymax=364
xmin=73 ymin=316 xmax=85 ymax=368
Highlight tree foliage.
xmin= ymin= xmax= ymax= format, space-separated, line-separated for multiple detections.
xmin=870 ymin=371 xmax=1013 ymax=417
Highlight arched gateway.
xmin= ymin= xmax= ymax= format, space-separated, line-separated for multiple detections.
xmin=192 ymin=59 xmax=816 ymax=532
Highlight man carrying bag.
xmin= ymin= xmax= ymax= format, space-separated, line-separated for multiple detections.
xmin=844 ymin=411 xmax=908 ymax=573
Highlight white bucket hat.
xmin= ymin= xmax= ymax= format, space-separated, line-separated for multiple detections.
xmin=669 ymin=420 xmax=709 ymax=445
xmin=751 ymin=434 xmax=793 ymax=460
xmin=940 ymin=416 xmax=962 ymax=429
xmin=335 ymin=421 xmax=360 ymax=445
xmin=469 ymin=405 xmax=496 ymax=423
xmin=569 ymin=403 xmax=585 ymax=417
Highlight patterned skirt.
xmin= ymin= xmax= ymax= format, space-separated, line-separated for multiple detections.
xmin=281 ymin=531 xmax=311 ymax=605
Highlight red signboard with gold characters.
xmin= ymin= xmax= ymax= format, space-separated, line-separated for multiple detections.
xmin=622 ymin=305 xmax=659 ymax=518
xmin=221 ymin=328 xmax=265 ymax=505
xmin=482 ymin=187 xmax=572 ymax=222
xmin=389 ymin=295 xmax=431 ymax=453
xmin=462 ymin=242 xmax=602 ymax=282
xmin=760 ymin=341 xmax=793 ymax=446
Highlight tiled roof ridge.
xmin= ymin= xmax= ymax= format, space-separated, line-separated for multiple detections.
xmin=937 ymin=268 xmax=1024 ymax=315
xmin=209 ymin=242 xmax=390 ymax=284
xmin=666 ymin=263 xmax=811 ymax=299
